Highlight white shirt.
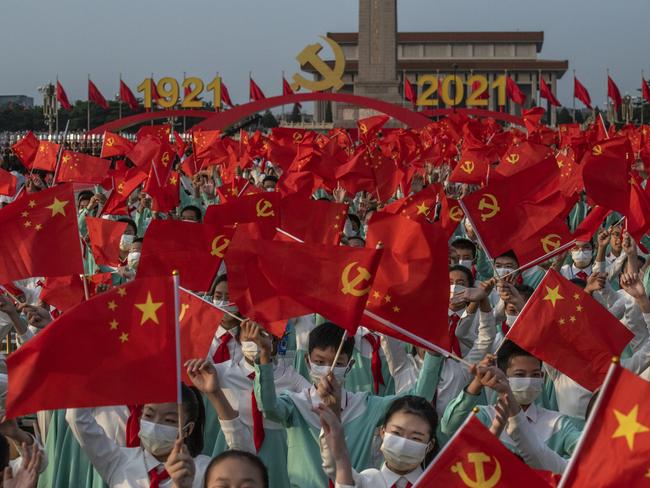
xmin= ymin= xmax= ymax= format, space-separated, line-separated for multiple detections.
xmin=335 ymin=464 xmax=423 ymax=488
xmin=560 ymin=264 xmax=592 ymax=281
xmin=207 ymin=324 xmax=241 ymax=363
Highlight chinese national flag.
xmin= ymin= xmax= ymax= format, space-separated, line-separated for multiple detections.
xmin=137 ymin=221 xmax=234 ymax=292
xmin=559 ymin=365 xmax=650 ymax=487
xmin=404 ymin=77 xmax=416 ymax=105
xmin=276 ymin=171 xmax=322 ymax=200
xmin=221 ymin=80 xmax=234 ymax=107
xmin=382 ymin=184 xmax=439 ymax=223
xmin=539 ymin=77 xmax=561 ymax=107
xmin=126 ymin=136 xmax=161 ymax=168
xmin=85 ymin=217 xmax=128 ymax=267
xmin=362 ymin=212 xmax=450 ymax=350
xmin=88 ymin=79 xmax=109 ymax=110
xmin=506 ymin=76 xmax=527 ymax=105
xmin=192 ymin=130 xmax=228 ymax=163
xmin=32 ymin=141 xmax=60 ymax=172
xmin=143 ymin=169 xmax=180 ymax=213
xmin=120 ymin=80 xmax=139 ymax=110
xmin=55 ymin=150 xmax=111 ymax=184
xmin=278 ymin=195 xmax=348 ymax=245
xmin=204 ymin=192 xmax=281 ymax=237
xmin=102 ymin=168 xmax=148 ymax=215
xmin=216 ymin=178 xmax=261 ymax=203
xmin=225 ymin=231 xmax=382 ymax=333
xmin=0 ymin=184 xmax=83 ymax=283
xmin=581 ymin=137 xmax=632 ymax=215
xmin=40 ymin=273 xmax=113 ymax=312
xmin=626 ymin=179 xmax=650 ymax=245
xmin=0 ymin=168 xmax=17 ymax=197
xmin=249 ymin=78 xmax=266 ymax=101
xmin=643 ymin=78 xmax=650 ymax=104
xmin=358 ymin=115 xmax=390 ymax=145
xmin=574 ymin=76 xmax=593 ymax=110
xmin=415 ymin=415 xmax=551 ymax=488
xmin=178 ymin=288 xmax=224 ymax=384
xmin=11 ymin=131 xmax=40 ymax=169
xmin=607 ymin=75 xmax=623 ymax=110
xmin=101 ymin=131 xmax=135 ymax=158
xmin=507 ymin=269 xmax=633 ymax=391
xmin=56 ymin=81 xmax=72 ymax=111
xmin=6 ymin=277 xmax=178 ymax=418
xmin=137 ymin=124 xmax=171 ymax=143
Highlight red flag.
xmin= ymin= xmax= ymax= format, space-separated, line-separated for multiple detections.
xmin=539 ymin=77 xmax=561 ymax=107
xmin=204 ymin=192 xmax=281 ymax=237
xmin=6 ymin=277 xmax=177 ymax=418
xmin=507 ymin=269 xmax=633 ymax=391
xmin=138 ymin=221 xmax=233 ymax=292
xmin=404 ymin=77 xmax=416 ymax=105
xmin=506 ymin=76 xmax=526 ymax=105
xmin=249 ymin=77 xmax=266 ymax=102
xmin=102 ymin=168 xmax=147 ymax=215
xmin=125 ymin=136 xmax=161 ymax=168
xmin=221 ymin=79 xmax=234 ymax=107
xmin=282 ymin=77 xmax=301 ymax=108
xmin=40 ymin=273 xmax=112 ymax=313
xmin=471 ymin=79 xmax=489 ymax=101
xmin=192 ymin=130 xmax=228 ymax=163
xmin=358 ymin=115 xmax=390 ymax=145
xmin=119 ymin=80 xmax=139 ymax=110
xmin=574 ymin=76 xmax=592 ymax=110
xmin=55 ymin=150 xmax=111 ymax=184
xmin=101 ymin=131 xmax=135 ymax=158
xmin=137 ymin=124 xmax=170 ymax=143
xmin=32 ymin=141 xmax=60 ymax=172
xmin=150 ymin=78 xmax=160 ymax=107
xmin=143 ymin=169 xmax=180 ymax=213
xmin=559 ymin=365 xmax=650 ymax=487
xmin=279 ymin=195 xmax=348 ymax=245
xmin=226 ymin=231 xmax=382 ymax=333
xmin=383 ymin=184 xmax=439 ymax=223
xmin=607 ymin=75 xmax=623 ymax=110
xmin=0 ymin=184 xmax=83 ymax=283
xmin=642 ymin=78 xmax=650 ymax=104
xmin=416 ymin=415 xmax=552 ymax=487
xmin=88 ymin=79 xmax=109 ymax=110
xmin=56 ymin=81 xmax=72 ymax=111
xmin=11 ymin=131 xmax=40 ymax=169
xmin=0 ymin=168 xmax=17 ymax=197
xmin=85 ymin=217 xmax=128 ymax=267
xmin=495 ymin=141 xmax=555 ymax=178
xmin=626 ymin=179 xmax=650 ymax=244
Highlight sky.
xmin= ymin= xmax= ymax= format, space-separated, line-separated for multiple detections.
xmin=1 ymin=0 xmax=649 ymax=109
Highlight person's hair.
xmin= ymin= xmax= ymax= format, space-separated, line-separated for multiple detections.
xmin=182 ymin=384 xmax=205 ymax=457
xmin=77 ymin=190 xmax=94 ymax=204
xmin=382 ymin=395 xmax=439 ymax=464
xmin=0 ymin=435 xmax=9 ymax=470
xmin=204 ymin=450 xmax=269 ymax=488
xmin=262 ymin=175 xmax=278 ymax=184
xmin=450 ymin=238 xmax=477 ymax=258
xmin=496 ymin=340 xmax=541 ymax=373
xmin=347 ymin=236 xmax=366 ymax=246
xmin=117 ymin=217 xmax=137 ymax=234
xmin=496 ymin=250 xmax=519 ymax=267
xmin=514 ymin=284 xmax=534 ymax=301
xmin=449 ymin=264 xmax=474 ymax=287
xmin=181 ymin=205 xmax=202 ymax=221
xmin=308 ymin=322 xmax=355 ymax=359
xmin=132 ymin=237 xmax=144 ymax=245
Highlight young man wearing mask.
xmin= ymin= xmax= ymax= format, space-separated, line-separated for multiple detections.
xmin=561 ymin=240 xmax=594 ymax=281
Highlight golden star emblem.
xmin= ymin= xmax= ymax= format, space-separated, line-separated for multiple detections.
xmin=569 ymin=315 xmax=576 ymax=323
xmin=415 ymin=202 xmax=430 ymax=216
xmin=28 ymin=200 xmax=36 ymax=208
xmin=392 ymin=306 xmax=400 ymax=313
xmin=383 ymin=294 xmax=392 ymax=303
xmin=372 ymin=291 xmax=380 ymax=300
xmin=109 ymin=319 xmax=119 ymax=330
xmin=46 ymin=197 xmax=68 ymax=217
xmin=107 ymin=300 xmax=117 ymax=311
xmin=119 ymin=332 xmax=129 ymax=343
xmin=135 ymin=292 xmax=163 ymax=325
xmin=170 ymin=176 xmax=178 ymax=185
xmin=35 ymin=224 xmax=42 ymax=231
xmin=576 ymin=305 xmax=583 ymax=312
xmin=573 ymin=293 xmax=580 ymax=300
xmin=543 ymin=285 xmax=564 ymax=307
xmin=24 ymin=221 xmax=31 ymax=228
xmin=116 ymin=287 xmax=127 ymax=298
xmin=21 ymin=211 xmax=29 ymax=217
xmin=612 ymin=405 xmax=649 ymax=450
xmin=558 ymin=318 xmax=566 ymax=325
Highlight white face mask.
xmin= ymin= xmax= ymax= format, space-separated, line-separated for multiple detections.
xmin=119 ymin=234 xmax=135 ymax=251
xmin=508 ymin=377 xmax=544 ymax=405
xmin=127 ymin=251 xmax=141 ymax=268
xmin=380 ymin=432 xmax=429 ymax=472
xmin=241 ymin=340 xmax=259 ymax=362
xmin=213 ymin=298 xmax=239 ymax=314
xmin=458 ymin=259 xmax=473 ymax=270
xmin=308 ymin=359 xmax=348 ymax=386
xmin=495 ymin=267 xmax=512 ymax=278
xmin=138 ymin=419 xmax=178 ymax=456
xmin=571 ymin=250 xmax=593 ymax=268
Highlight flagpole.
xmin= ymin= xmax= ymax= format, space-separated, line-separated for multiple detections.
xmin=642 ymin=70 xmax=646 ymax=125
xmin=118 ymin=73 xmax=123 ymax=120
xmin=51 ymin=119 xmax=70 ymax=186
xmin=572 ymin=70 xmax=576 ymax=123
xmin=172 ymin=270 xmax=183 ymax=436
xmin=182 ymin=71 xmax=187 ymax=133
xmin=606 ymin=68 xmax=610 ymax=123
xmin=329 ymin=330 xmax=348 ymax=374
xmin=55 ymin=74 xmax=60 ymax=134
xmin=150 ymin=72 xmax=155 ymax=126
xmin=557 ymin=359 xmax=619 ymax=488
xmin=249 ymin=71 xmax=252 ymax=102
xmin=87 ymin=74 xmax=91 ymax=132
xmin=281 ymin=70 xmax=285 ymax=121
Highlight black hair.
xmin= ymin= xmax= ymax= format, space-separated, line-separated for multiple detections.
xmin=77 ymin=190 xmax=94 ymax=203
xmin=0 ymin=435 xmax=9 ymax=470
xmin=496 ymin=250 xmax=519 ymax=267
xmin=308 ymin=322 xmax=355 ymax=359
xmin=496 ymin=340 xmax=541 ymax=373
xmin=262 ymin=175 xmax=278 ymax=184
xmin=204 ymin=450 xmax=269 ymax=488
xmin=347 ymin=213 xmax=361 ymax=228
xmin=449 ymin=264 xmax=474 ymax=287
xmin=117 ymin=217 xmax=137 ymax=234
xmin=514 ymin=284 xmax=534 ymax=301
xmin=450 ymin=238 xmax=477 ymax=258
xmin=132 ymin=237 xmax=144 ymax=245
xmin=182 ymin=384 xmax=205 ymax=457
xmin=181 ymin=205 xmax=202 ymax=222
xmin=382 ymin=395 xmax=439 ymax=464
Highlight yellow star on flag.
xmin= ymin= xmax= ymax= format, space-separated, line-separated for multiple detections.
xmin=116 ymin=287 xmax=127 ymax=298
xmin=543 ymin=285 xmax=564 ymax=307
xmin=107 ymin=300 xmax=117 ymax=312
xmin=28 ymin=200 xmax=36 ymax=208
xmin=109 ymin=319 xmax=119 ymax=330
xmin=135 ymin=292 xmax=163 ymax=325
xmin=415 ymin=202 xmax=430 ymax=216
xmin=612 ymin=405 xmax=649 ymax=450
xmin=119 ymin=332 xmax=129 ymax=343
xmin=46 ymin=197 xmax=68 ymax=217
xmin=383 ymin=294 xmax=392 ymax=303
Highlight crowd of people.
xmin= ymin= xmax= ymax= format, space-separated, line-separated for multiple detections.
xmin=0 ymin=111 xmax=649 ymax=488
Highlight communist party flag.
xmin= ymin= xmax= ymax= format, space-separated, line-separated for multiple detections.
xmin=56 ymin=80 xmax=72 ymax=111
xmin=574 ymin=76 xmax=592 ymax=110
xmin=225 ymin=231 xmax=382 ymax=333
xmin=0 ymin=184 xmax=83 ymax=283
xmin=32 ymin=141 xmax=60 ymax=172
xmin=204 ymin=192 xmax=280 ymax=237
xmin=643 ymin=78 xmax=650 ymax=103
xmin=0 ymin=168 xmax=17 ymax=197
xmin=358 ymin=115 xmax=389 ymax=146
xmin=137 ymin=221 xmax=234 ymax=292
xmin=88 ymin=79 xmax=109 ymax=110
xmin=362 ymin=212 xmax=450 ymax=350
xmin=414 ymin=415 xmax=551 ymax=488
xmin=507 ymin=269 xmax=633 ymax=391
xmin=559 ymin=365 xmax=650 ymax=487
xmin=11 ymin=131 xmax=40 ymax=168
xmin=495 ymin=140 xmax=556 ymax=178
xmin=278 ymin=194 xmax=348 ymax=245
xmin=126 ymin=136 xmax=161 ymax=168
xmin=6 ymin=277 xmax=177 ymax=418
xmin=178 ymin=288 xmax=224 ymax=384
xmin=540 ymin=77 xmax=561 ymax=107
xmin=85 ymin=217 xmax=128 ymax=267
xmin=55 ymin=150 xmax=111 ymax=184
xmin=101 ymin=131 xmax=135 ymax=158
xmin=102 ymin=168 xmax=148 ymax=215
xmin=581 ymin=137 xmax=632 ymax=215
xmin=506 ymin=75 xmax=526 ymax=105
xmin=404 ymin=77 xmax=416 ymax=106
xmin=249 ymin=77 xmax=266 ymax=101
xmin=120 ymin=80 xmax=139 ymax=110
xmin=607 ymin=75 xmax=623 ymax=110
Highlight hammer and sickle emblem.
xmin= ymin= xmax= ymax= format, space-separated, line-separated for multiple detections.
xmin=117 ymin=182 xmax=125 ymax=194
xmin=161 ymin=152 xmax=171 ymax=167
xmin=540 ymin=234 xmax=562 ymax=253
xmin=449 ymin=205 xmax=464 ymax=222
xmin=178 ymin=303 xmax=190 ymax=322
xmin=505 ymin=153 xmax=520 ymax=165
xmin=210 ymin=235 xmax=230 ymax=258
xmin=62 ymin=154 xmax=71 ymax=164
xmin=291 ymin=36 xmax=346 ymax=92
xmin=255 ymin=199 xmax=275 ymax=218
xmin=592 ymin=145 xmax=603 ymax=156
xmin=105 ymin=137 xmax=115 ymax=147
xmin=293 ymin=132 xmax=304 ymax=143
xmin=451 ymin=452 xmax=501 ymax=488
xmin=477 ymin=193 xmax=500 ymax=222
xmin=316 ymin=136 xmax=327 ymax=149
xmin=359 ymin=123 xmax=368 ymax=135
xmin=460 ymin=160 xmax=475 ymax=174
xmin=340 ymin=262 xmax=372 ymax=297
